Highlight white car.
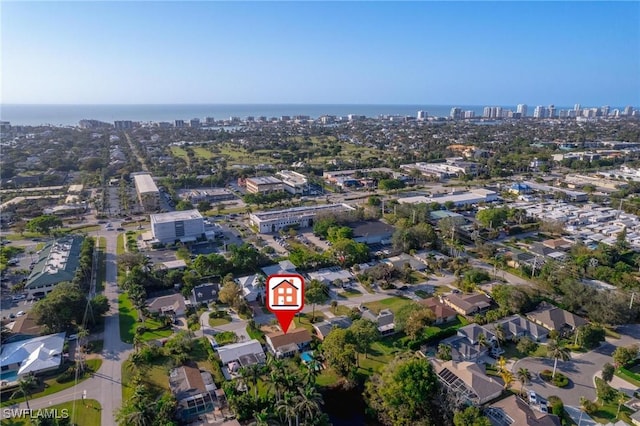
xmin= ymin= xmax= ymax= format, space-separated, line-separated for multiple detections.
xmin=67 ymin=334 xmax=78 ymax=341
xmin=16 ymin=311 xmax=26 ymax=317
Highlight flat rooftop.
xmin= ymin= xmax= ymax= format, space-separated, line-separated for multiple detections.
xmin=247 ymin=176 xmax=283 ymax=185
xmin=151 ymin=209 xmax=203 ymax=224
xmin=251 ymin=203 xmax=354 ymax=221
xmin=133 ymin=173 xmax=159 ymax=194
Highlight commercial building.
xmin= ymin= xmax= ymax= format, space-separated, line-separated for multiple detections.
xmin=245 ymin=176 xmax=284 ymax=194
xmin=132 ymin=172 xmax=160 ymax=212
xmin=398 ymin=188 xmax=499 ymax=207
xmin=178 ymin=188 xmax=236 ymax=204
xmin=250 ymin=203 xmax=355 ymax=233
xmin=25 ymin=236 xmax=83 ymax=298
xmin=276 ymin=170 xmax=308 ymax=195
xmin=150 ymin=209 xmax=205 ymax=244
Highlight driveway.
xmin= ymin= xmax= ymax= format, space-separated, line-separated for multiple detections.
xmin=512 ymin=325 xmax=640 ymax=406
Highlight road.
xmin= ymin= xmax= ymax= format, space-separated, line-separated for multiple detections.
xmin=512 ymin=325 xmax=640 ymax=407
xmin=13 ymin=230 xmax=132 ymax=425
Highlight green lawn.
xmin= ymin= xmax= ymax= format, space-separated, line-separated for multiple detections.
xmin=246 ymin=325 xmax=266 ymax=343
xmin=169 ymin=146 xmax=190 ymax=163
xmin=338 ymin=288 xmax=362 ymax=298
xmin=294 ymin=312 xmax=325 ymax=332
xmin=316 ymin=368 xmax=341 ymax=387
xmin=116 ymin=233 xmax=125 ymax=255
xmin=363 ymin=296 xmax=413 ymax=314
xmin=589 ymin=400 xmax=633 ymax=425
xmin=331 ymin=305 xmax=353 ymax=316
xmin=1 ymin=361 xmax=101 ymax=407
xmin=501 ymin=341 xmax=548 ymax=360
xmin=358 ymin=334 xmax=407 ymax=375
xmin=121 ymin=360 xmax=171 ymax=402
xmin=209 ymin=317 xmax=231 ymax=327
xmin=118 ymin=293 xmax=173 ymax=344
xmin=616 ymin=367 xmax=640 ymax=387
xmin=192 ymin=147 xmax=214 ymax=159
xmin=4 ymin=399 xmax=102 ymax=426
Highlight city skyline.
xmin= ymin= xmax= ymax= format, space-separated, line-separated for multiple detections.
xmin=2 ymin=1 xmax=639 ymax=106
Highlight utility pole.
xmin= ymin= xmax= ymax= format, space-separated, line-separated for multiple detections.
xmin=630 ymin=292 xmax=636 ymax=310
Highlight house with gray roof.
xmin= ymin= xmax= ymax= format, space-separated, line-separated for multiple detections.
xmin=191 ymin=283 xmax=219 ymax=305
xmin=362 ymin=309 xmax=396 ymax=335
xmin=485 ymin=315 xmax=548 ymax=343
xmin=430 ymin=358 xmax=503 ymax=405
xmin=25 ymin=236 xmax=83 ymax=298
xmin=313 ymin=317 xmax=353 ymax=340
xmin=526 ymin=303 xmax=587 ymax=336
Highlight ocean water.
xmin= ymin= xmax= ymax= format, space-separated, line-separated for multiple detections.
xmin=0 ymin=104 xmax=517 ymax=126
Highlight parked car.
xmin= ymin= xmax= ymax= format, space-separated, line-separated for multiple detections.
xmin=16 ymin=311 xmax=25 ymax=317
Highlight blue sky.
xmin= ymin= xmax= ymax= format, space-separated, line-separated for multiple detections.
xmin=2 ymin=1 xmax=639 ymax=105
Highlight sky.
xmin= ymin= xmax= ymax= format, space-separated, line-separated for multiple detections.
xmin=1 ymin=1 xmax=639 ymax=106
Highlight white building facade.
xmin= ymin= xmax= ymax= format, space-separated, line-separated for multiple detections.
xmin=151 ymin=210 xmax=205 ymax=243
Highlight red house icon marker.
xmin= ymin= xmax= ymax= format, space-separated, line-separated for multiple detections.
xmin=271 ymin=279 xmax=299 ymax=307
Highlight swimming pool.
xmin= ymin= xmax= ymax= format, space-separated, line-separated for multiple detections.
xmin=0 ymin=370 xmax=18 ymax=383
xmin=300 ymin=351 xmax=314 ymax=363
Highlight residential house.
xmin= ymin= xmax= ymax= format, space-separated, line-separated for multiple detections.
xmin=420 ymin=297 xmax=458 ymax=325
xmin=307 ymin=268 xmax=353 ymax=286
xmin=362 ymin=309 xmax=396 ymax=336
xmin=169 ymin=364 xmax=216 ymax=422
xmin=383 ymin=253 xmax=428 ymax=272
xmin=236 ymin=275 xmax=264 ymax=302
xmin=7 ymin=314 xmax=45 ymax=338
xmin=441 ymin=323 xmax=500 ymax=362
xmin=526 ymin=303 xmax=587 ymax=336
xmin=313 ymin=317 xmax=353 ymax=340
xmin=146 ymin=293 xmax=186 ymax=320
xmin=262 ymin=260 xmax=297 ymax=276
xmin=485 ymin=315 xmax=548 ymax=343
xmin=216 ymin=340 xmax=266 ymax=374
xmin=265 ymin=328 xmax=312 ymax=358
xmin=486 ymin=395 xmax=561 ymax=426
xmin=444 ymin=292 xmax=493 ymax=316
xmin=191 ymin=283 xmax=219 ymax=305
xmin=0 ymin=333 xmax=66 ymax=381
xmin=430 ymin=358 xmax=503 ymax=405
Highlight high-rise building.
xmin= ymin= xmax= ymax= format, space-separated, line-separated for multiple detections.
xmin=205 ymin=117 xmax=216 ymax=125
xmin=114 ymin=120 xmax=133 ymax=130
xmin=516 ymin=104 xmax=528 ymax=117
xmin=547 ymin=105 xmax=556 ymax=118
xmin=533 ymin=106 xmax=546 ymax=119
xmin=464 ymin=110 xmax=475 ymax=119
xmin=601 ymin=106 xmax=610 ymax=117
xmin=493 ymin=107 xmax=503 ymax=118
xmin=449 ymin=107 xmax=463 ymax=120
xmin=175 ymin=120 xmax=185 ymax=128
xmin=624 ymin=106 xmax=634 ymax=116
xmin=417 ymin=111 xmax=428 ymax=121
xmin=483 ymin=107 xmax=492 ymax=118
xmin=190 ymin=118 xmax=200 ymax=128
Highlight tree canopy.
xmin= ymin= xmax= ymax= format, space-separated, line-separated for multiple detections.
xmin=364 ymin=356 xmax=441 ymax=426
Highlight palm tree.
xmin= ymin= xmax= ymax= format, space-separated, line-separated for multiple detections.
xmin=277 ymin=393 xmax=297 ymax=426
xmin=494 ymin=323 xmax=506 ymax=347
xmin=11 ymin=374 xmax=37 ymax=410
xmin=76 ymin=325 xmax=90 ymax=372
xmin=516 ymin=367 xmax=532 ymax=393
xmin=437 ymin=343 xmax=452 ymax=361
xmin=477 ymin=333 xmax=489 ymax=352
xmin=500 ymin=370 xmax=514 ymax=390
xmin=547 ymin=339 xmax=571 ymax=379
xmin=497 ymin=356 xmax=507 ymax=373
xmin=295 ymin=386 xmax=322 ymax=425
xmin=241 ymin=363 xmax=264 ymax=400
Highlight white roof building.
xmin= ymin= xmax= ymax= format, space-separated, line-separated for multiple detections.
xmin=0 ymin=333 xmax=66 ymax=378
xmin=216 ymin=339 xmax=266 ymax=366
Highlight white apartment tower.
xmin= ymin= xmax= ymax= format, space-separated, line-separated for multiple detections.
xmin=533 ymin=106 xmax=546 ymax=119
xmin=516 ymin=104 xmax=528 ymax=117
